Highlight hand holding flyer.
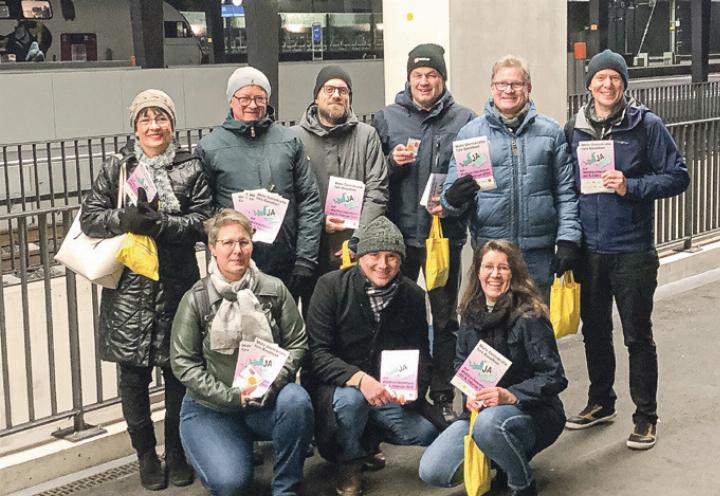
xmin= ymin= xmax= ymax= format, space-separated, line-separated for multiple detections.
xmin=325 ymin=176 xmax=366 ymax=229
xmin=577 ymin=141 xmax=615 ymax=194
xmin=406 ymin=138 xmax=421 ymax=158
xmin=452 ymin=136 xmax=497 ymax=191
xmin=451 ymin=340 xmax=511 ymax=399
xmin=420 ymin=173 xmax=447 ymax=210
xmin=232 ymin=189 xmax=290 ymax=244
xmin=125 ymin=163 xmax=158 ymax=205
xmin=233 ymin=338 xmax=290 ymax=399
xmin=380 ymin=349 xmax=419 ymax=402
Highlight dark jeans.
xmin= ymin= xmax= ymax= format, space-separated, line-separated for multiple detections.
xmin=579 ymin=250 xmax=660 ymax=424
xmin=402 ymin=243 xmax=462 ymax=403
xmin=118 ymin=363 xmax=186 ymax=455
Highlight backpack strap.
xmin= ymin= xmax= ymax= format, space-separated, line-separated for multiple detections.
xmin=563 ymin=115 xmax=576 ymax=146
xmin=190 ymin=278 xmax=214 ymax=338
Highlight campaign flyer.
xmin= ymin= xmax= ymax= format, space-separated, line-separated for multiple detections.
xmin=406 ymin=138 xmax=421 ymax=158
xmin=577 ymin=141 xmax=615 ymax=194
xmin=451 ymin=339 xmax=512 ymax=398
xmin=325 ymin=176 xmax=366 ymax=229
xmin=380 ymin=349 xmax=419 ymax=402
xmin=125 ymin=163 xmax=158 ymax=205
xmin=420 ymin=173 xmax=448 ymax=210
xmin=233 ymin=338 xmax=289 ymax=399
xmin=452 ymin=136 xmax=497 ymax=191
xmin=232 ymin=189 xmax=290 ymax=244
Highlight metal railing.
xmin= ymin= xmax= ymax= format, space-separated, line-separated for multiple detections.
xmin=568 ymin=80 xmax=720 ymax=123
xmin=1 ymin=115 xmax=719 ymax=443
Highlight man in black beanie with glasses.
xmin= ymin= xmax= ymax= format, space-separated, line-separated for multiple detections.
xmin=372 ymin=43 xmax=476 ymax=422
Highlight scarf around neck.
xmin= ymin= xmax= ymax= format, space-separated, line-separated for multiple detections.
xmin=494 ymin=101 xmax=531 ymax=130
xmin=134 ymin=141 xmax=182 ymax=214
xmin=207 ymin=258 xmax=273 ymax=354
xmin=364 ymin=273 xmax=400 ymax=324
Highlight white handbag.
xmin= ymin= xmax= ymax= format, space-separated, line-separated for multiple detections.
xmin=54 ymin=160 xmax=128 ymax=289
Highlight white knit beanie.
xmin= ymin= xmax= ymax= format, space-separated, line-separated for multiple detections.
xmin=226 ymin=67 xmax=272 ymax=104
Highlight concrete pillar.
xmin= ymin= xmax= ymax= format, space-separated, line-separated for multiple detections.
xmin=382 ymin=0 xmax=567 ymax=124
xmin=128 ymin=0 xmax=164 ymax=68
xmin=244 ymin=0 xmax=280 ymax=112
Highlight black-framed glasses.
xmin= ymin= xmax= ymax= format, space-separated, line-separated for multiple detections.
xmin=233 ymin=95 xmax=268 ymax=106
xmin=491 ymin=81 xmax=526 ymax=92
xmin=321 ymin=85 xmax=350 ymax=96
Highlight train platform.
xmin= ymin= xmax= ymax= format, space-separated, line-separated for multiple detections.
xmin=7 ymin=261 xmax=720 ymax=496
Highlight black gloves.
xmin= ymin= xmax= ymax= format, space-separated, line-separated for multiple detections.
xmin=119 ymin=188 xmax=161 ymax=236
xmin=244 ymin=384 xmax=279 ymax=410
xmin=287 ymin=264 xmax=315 ymax=297
xmin=445 ymin=175 xmax=480 ymax=208
xmin=551 ymin=241 xmax=581 ymax=277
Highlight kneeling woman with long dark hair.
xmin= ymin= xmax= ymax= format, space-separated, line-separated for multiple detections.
xmin=419 ymin=240 xmax=567 ymax=496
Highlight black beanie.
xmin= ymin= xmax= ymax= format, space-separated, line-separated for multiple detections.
xmin=313 ymin=65 xmax=352 ymax=99
xmin=407 ymin=43 xmax=447 ymax=80
xmin=585 ymin=49 xmax=629 ymax=89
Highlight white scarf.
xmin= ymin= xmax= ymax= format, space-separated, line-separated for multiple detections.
xmin=207 ymin=258 xmax=274 ymax=354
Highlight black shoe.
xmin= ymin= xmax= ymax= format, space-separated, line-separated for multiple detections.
xmin=166 ymin=450 xmax=194 ymax=487
xmin=565 ymin=404 xmax=616 ymax=430
xmin=362 ymin=449 xmax=386 ymax=471
xmin=252 ymin=441 xmax=264 ymax=466
xmin=510 ymin=480 xmax=538 ymax=496
xmin=336 ymin=461 xmax=364 ymax=496
xmin=626 ymin=421 xmax=657 ymax=450
xmin=138 ymin=450 xmax=167 ymax=491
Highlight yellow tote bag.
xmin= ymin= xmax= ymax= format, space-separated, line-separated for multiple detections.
xmin=339 ymin=239 xmax=357 ymax=270
xmin=550 ymin=271 xmax=581 ymax=339
xmin=116 ymin=233 xmax=160 ymax=281
xmin=464 ymin=410 xmax=492 ymax=496
xmin=425 ymin=215 xmax=449 ymax=291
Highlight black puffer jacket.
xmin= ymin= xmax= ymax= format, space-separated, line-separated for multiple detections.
xmin=80 ymin=142 xmax=213 ymax=367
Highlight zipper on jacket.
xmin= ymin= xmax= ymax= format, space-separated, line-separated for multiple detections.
xmin=511 ymin=133 xmax=519 ymax=243
xmin=434 ymin=140 xmax=440 ymax=171
xmin=250 ymin=125 xmax=256 ymax=138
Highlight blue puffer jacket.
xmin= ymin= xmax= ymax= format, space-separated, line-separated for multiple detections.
xmin=372 ymin=85 xmax=476 ymax=247
xmin=441 ymin=99 xmax=581 ymax=251
xmin=567 ymin=103 xmax=690 ymax=253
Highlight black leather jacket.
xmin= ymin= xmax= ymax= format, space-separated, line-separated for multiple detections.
xmin=80 ymin=142 xmax=213 ymax=367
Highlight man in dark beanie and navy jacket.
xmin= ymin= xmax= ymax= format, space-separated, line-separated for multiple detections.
xmin=292 ymin=65 xmax=388 ymax=314
xmin=563 ymin=49 xmax=689 ymax=451
xmin=305 ymin=216 xmax=439 ymax=496
xmin=372 ymin=43 xmax=476 ymax=423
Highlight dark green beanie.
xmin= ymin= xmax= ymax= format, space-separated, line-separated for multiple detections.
xmin=356 ymin=216 xmax=406 ymax=259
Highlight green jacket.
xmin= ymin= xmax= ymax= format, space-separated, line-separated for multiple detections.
xmin=170 ymin=272 xmax=308 ymax=411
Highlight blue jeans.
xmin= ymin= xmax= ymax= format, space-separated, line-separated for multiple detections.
xmin=333 ymin=386 xmax=439 ymax=462
xmin=179 ymin=384 xmax=314 ymax=496
xmin=522 ymin=247 xmax=554 ymax=302
xmin=419 ymin=405 xmax=536 ymax=491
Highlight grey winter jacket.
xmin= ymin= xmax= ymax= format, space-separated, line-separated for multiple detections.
xmin=171 ymin=273 xmax=307 ymax=411
xmin=80 ymin=143 xmax=213 ymax=367
xmin=292 ymin=104 xmax=388 ymax=271
xmin=372 ymin=85 xmax=476 ymax=247
xmin=441 ymin=99 xmax=582 ymax=251
xmin=196 ymin=110 xmax=323 ymax=277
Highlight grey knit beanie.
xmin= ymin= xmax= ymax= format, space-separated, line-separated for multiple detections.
xmin=226 ymin=67 xmax=272 ymax=104
xmin=585 ymin=49 xmax=629 ymax=89
xmin=356 ymin=216 xmax=406 ymax=259
xmin=129 ymin=89 xmax=176 ymax=129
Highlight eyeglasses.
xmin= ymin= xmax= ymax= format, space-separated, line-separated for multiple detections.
xmin=321 ymin=85 xmax=350 ymax=96
xmin=233 ymin=95 xmax=268 ymax=106
xmin=480 ymin=264 xmax=511 ymax=275
xmin=491 ymin=81 xmax=526 ymax=92
xmin=216 ymin=238 xmax=252 ymax=251
xmin=136 ymin=115 xmax=171 ymax=127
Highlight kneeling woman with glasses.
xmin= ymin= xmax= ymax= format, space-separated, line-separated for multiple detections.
xmin=419 ymin=240 xmax=567 ymax=496
xmin=171 ymin=209 xmax=313 ymax=496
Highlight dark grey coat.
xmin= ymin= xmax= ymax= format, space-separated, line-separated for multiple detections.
xmin=80 ymin=143 xmax=213 ymax=367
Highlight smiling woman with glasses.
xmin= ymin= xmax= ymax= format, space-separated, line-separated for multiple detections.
xmin=419 ymin=239 xmax=568 ymax=496
xmin=170 ymin=208 xmax=313 ymax=496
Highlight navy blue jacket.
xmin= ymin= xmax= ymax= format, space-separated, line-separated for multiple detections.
xmin=568 ymin=104 xmax=689 ymax=253
xmin=372 ymin=85 xmax=476 ymax=247
xmin=441 ymin=99 xmax=581 ymax=251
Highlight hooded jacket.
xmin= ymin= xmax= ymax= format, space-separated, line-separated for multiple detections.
xmin=196 ymin=109 xmax=323 ymax=277
xmin=441 ymin=99 xmax=582 ymax=251
xmin=567 ymin=102 xmax=690 ymax=253
xmin=80 ymin=143 xmax=213 ymax=367
xmin=292 ymin=104 xmax=388 ymax=272
xmin=372 ymin=85 xmax=476 ymax=247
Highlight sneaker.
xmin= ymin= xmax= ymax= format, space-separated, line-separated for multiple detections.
xmin=565 ymin=404 xmax=617 ymax=430
xmin=336 ymin=461 xmax=363 ymax=496
xmin=165 ymin=450 xmax=194 ymax=487
xmin=626 ymin=421 xmax=657 ymax=450
xmin=138 ymin=450 xmax=167 ymax=491
xmin=362 ymin=449 xmax=386 ymax=471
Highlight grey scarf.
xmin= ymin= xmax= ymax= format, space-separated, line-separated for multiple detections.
xmin=207 ymin=258 xmax=273 ymax=354
xmin=134 ymin=141 xmax=182 ymax=214
xmin=494 ymin=101 xmax=531 ymax=130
